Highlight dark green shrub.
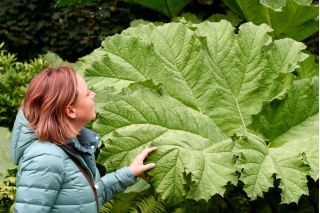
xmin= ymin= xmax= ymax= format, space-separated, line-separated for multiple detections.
xmin=0 ymin=43 xmax=48 ymax=129
xmin=0 ymin=0 xmax=136 ymax=62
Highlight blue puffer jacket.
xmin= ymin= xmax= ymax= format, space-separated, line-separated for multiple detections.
xmin=11 ymin=109 xmax=136 ymax=213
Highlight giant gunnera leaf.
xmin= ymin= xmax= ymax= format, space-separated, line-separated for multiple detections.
xmin=76 ymin=20 xmax=318 ymax=205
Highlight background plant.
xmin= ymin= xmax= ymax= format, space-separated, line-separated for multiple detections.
xmin=0 ymin=127 xmax=13 ymax=182
xmin=0 ymin=167 xmax=17 ymax=213
xmin=57 ymin=0 xmax=319 ymax=41
xmin=224 ymin=0 xmax=319 ymax=41
xmin=0 ymin=0 xmax=167 ymax=62
xmin=2 ymin=0 xmax=318 ymax=62
xmin=0 ymin=43 xmax=49 ymax=129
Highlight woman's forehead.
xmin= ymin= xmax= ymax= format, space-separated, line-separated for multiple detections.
xmin=76 ymin=74 xmax=87 ymax=87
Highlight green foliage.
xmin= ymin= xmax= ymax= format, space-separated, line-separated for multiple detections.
xmin=0 ymin=0 xmax=136 ymax=61
xmin=76 ymin=20 xmax=318 ymax=208
xmin=0 ymin=167 xmax=17 ymax=213
xmin=99 ymin=179 xmax=318 ymax=212
xmin=100 ymin=182 xmax=167 ymax=213
xmin=0 ymin=127 xmax=13 ymax=182
xmin=260 ymin=0 xmax=312 ymax=11
xmin=295 ymin=53 xmax=319 ymax=79
xmin=58 ymin=0 xmax=192 ymax=18
xmin=0 ymin=43 xmax=48 ymax=129
xmin=2 ymin=0 xmax=317 ymax=62
xmin=124 ymin=0 xmax=192 ymax=18
xmin=224 ymin=0 xmax=319 ymax=41
xmin=59 ymin=0 xmax=193 ymax=18
xmin=206 ymin=10 xmax=243 ymax=26
xmin=57 ymin=0 xmax=96 ymax=6
xmin=100 ymin=193 xmax=134 ymax=213
xmin=129 ymin=195 xmax=167 ymax=213
xmin=56 ymin=0 xmax=318 ymax=42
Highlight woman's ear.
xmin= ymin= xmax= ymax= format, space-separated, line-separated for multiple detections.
xmin=65 ymin=105 xmax=76 ymax=119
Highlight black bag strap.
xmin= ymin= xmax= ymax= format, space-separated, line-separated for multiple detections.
xmin=67 ymin=154 xmax=100 ymax=213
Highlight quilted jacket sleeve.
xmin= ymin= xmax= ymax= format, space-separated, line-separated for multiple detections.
xmin=101 ymin=166 xmax=136 ymax=201
xmin=14 ymin=153 xmax=65 ymax=213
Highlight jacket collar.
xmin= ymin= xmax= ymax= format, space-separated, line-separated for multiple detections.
xmin=59 ymin=128 xmax=100 ymax=179
xmin=62 ymin=128 xmax=100 ymax=155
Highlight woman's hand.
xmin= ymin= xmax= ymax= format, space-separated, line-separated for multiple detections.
xmin=129 ymin=147 xmax=157 ymax=177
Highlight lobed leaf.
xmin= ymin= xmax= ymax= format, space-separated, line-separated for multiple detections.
xmin=234 ymin=132 xmax=310 ymax=204
xmin=80 ymin=20 xmax=317 ymax=204
xmin=252 ymin=77 xmax=319 ymax=180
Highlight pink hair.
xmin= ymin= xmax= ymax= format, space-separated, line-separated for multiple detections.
xmin=22 ymin=66 xmax=78 ymax=144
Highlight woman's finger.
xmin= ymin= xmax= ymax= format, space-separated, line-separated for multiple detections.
xmin=146 ymin=147 xmax=157 ymax=153
xmin=143 ymin=163 xmax=156 ymax=171
xmin=140 ymin=147 xmax=157 ymax=159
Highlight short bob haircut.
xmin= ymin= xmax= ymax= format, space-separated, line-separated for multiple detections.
xmin=22 ymin=66 xmax=78 ymax=144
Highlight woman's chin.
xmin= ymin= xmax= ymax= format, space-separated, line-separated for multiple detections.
xmin=92 ymin=111 xmax=97 ymax=120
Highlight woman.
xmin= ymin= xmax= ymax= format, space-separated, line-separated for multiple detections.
xmin=11 ymin=66 xmax=157 ymax=212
